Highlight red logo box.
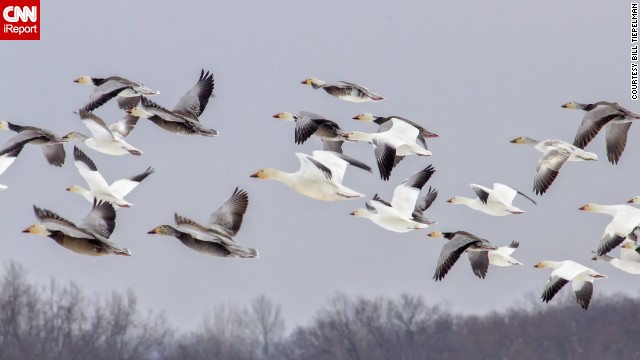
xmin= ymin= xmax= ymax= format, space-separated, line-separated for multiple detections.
xmin=0 ymin=0 xmax=39 ymax=40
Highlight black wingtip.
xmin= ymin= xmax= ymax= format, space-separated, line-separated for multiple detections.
xmin=73 ymin=146 xmax=98 ymax=171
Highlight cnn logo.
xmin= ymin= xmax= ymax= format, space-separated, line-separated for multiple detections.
xmin=3 ymin=6 xmax=37 ymax=22
xmin=1 ymin=0 xmax=39 ymax=40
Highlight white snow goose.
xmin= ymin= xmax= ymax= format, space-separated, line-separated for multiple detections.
xmin=68 ymin=146 xmax=153 ymax=208
xmin=74 ymin=75 xmax=159 ymax=112
xmin=64 ymin=109 xmax=142 ymax=156
xmin=301 ymin=77 xmax=384 ymax=102
xmin=534 ymin=260 xmax=606 ymax=310
xmin=510 ymin=136 xmax=597 ymax=195
xmin=352 ymin=113 xmax=438 ymax=149
xmin=447 ymin=183 xmax=536 ymax=216
xmin=350 ymin=165 xmax=437 ymax=232
xmin=251 ymin=150 xmax=371 ymax=201
xmin=345 ymin=118 xmax=431 ymax=180
xmin=578 ymin=203 xmax=640 ymax=255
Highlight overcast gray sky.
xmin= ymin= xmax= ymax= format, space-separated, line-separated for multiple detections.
xmin=0 ymin=1 xmax=634 ymax=330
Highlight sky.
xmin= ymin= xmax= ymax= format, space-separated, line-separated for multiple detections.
xmin=0 ymin=1 xmax=636 ymax=330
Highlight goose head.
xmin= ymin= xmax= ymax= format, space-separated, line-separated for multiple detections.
xmin=22 ymin=224 xmax=51 ymax=236
xmin=273 ymin=112 xmax=296 ymax=121
xmin=627 ymin=196 xmax=640 ymax=204
xmin=427 ymin=231 xmax=444 ymax=238
xmin=300 ymin=77 xmax=326 ymax=89
xmin=250 ymin=168 xmax=281 ymax=180
xmin=73 ymin=76 xmax=93 ymax=85
xmin=127 ymin=106 xmax=154 ymax=118
xmin=352 ymin=113 xmax=376 ymax=122
xmin=147 ymin=225 xmax=177 ymax=236
xmin=510 ymin=136 xmax=538 ymax=145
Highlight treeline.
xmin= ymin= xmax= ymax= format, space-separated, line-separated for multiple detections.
xmin=1 ymin=262 xmax=638 ymax=360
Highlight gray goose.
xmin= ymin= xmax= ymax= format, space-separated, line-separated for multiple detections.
xmin=273 ymin=111 xmax=345 ymax=152
xmin=23 ymin=200 xmax=131 ymax=256
xmin=74 ymin=75 xmax=159 ymax=112
xmin=128 ymin=70 xmax=217 ymax=137
xmin=148 ymin=187 xmax=258 ymax=258
xmin=0 ymin=121 xmax=67 ymax=166
xmin=562 ymin=101 xmax=640 ymax=164
xmin=301 ymin=77 xmax=385 ymax=102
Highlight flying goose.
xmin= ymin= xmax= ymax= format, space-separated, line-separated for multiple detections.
xmin=74 ymin=75 xmax=159 ymax=112
xmin=352 ymin=113 xmax=438 ymax=148
xmin=447 ymin=183 xmax=536 ymax=216
xmin=127 ymin=70 xmax=217 ymax=137
xmin=592 ymin=249 xmax=640 ymax=275
xmin=251 ymin=150 xmax=371 ymax=201
xmin=0 ymin=121 xmax=66 ymax=166
xmin=350 ymin=165 xmax=437 ymax=232
xmin=68 ymin=146 xmax=154 ymax=208
xmin=466 ymin=241 xmax=524 ymax=279
xmin=427 ymin=231 xmax=497 ymax=281
xmin=578 ymin=203 xmax=640 ymax=255
xmin=147 ymin=187 xmax=258 ymax=258
xmin=273 ymin=111 xmax=345 ymax=152
xmin=22 ymin=200 xmax=131 ymax=256
xmin=64 ymin=109 xmax=142 ymax=156
xmin=534 ymin=260 xmax=606 ymax=310
xmin=345 ymin=118 xmax=431 ymax=180
xmin=510 ymin=137 xmax=597 ymax=195
xmin=301 ymin=77 xmax=385 ymax=102
xmin=562 ymin=101 xmax=640 ymax=164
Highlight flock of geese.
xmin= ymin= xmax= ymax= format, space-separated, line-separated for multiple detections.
xmin=3 ymin=72 xmax=640 ymax=310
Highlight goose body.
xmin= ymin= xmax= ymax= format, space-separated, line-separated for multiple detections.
xmin=562 ymin=101 xmax=640 ymax=164
xmin=74 ymin=75 xmax=159 ymax=112
xmin=0 ymin=121 xmax=67 ymax=166
xmin=534 ymin=260 xmax=606 ymax=310
xmin=64 ymin=110 xmax=142 ymax=156
xmin=511 ymin=137 xmax=597 ymax=195
xmin=463 ymin=240 xmax=524 ymax=279
xmin=579 ymin=203 xmax=640 ymax=255
xmin=448 ymin=183 xmax=536 ymax=216
xmin=68 ymin=146 xmax=154 ymax=208
xmin=351 ymin=165 xmax=437 ymax=232
xmin=428 ymin=231 xmax=497 ymax=281
xmin=23 ymin=201 xmax=131 ymax=256
xmin=251 ymin=151 xmax=371 ymax=201
xmin=345 ymin=118 xmax=431 ymax=180
xmin=148 ymin=187 xmax=258 ymax=258
xmin=353 ymin=113 xmax=438 ymax=148
xmin=301 ymin=77 xmax=384 ymax=102
xmin=128 ymin=70 xmax=217 ymax=137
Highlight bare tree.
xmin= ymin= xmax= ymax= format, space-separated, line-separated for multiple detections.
xmin=247 ymin=294 xmax=284 ymax=359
